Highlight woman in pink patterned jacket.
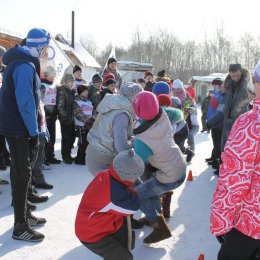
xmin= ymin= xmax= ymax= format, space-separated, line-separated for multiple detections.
xmin=210 ymin=62 xmax=260 ymax=260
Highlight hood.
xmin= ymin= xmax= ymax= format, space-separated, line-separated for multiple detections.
xmin=3 ymin=45 xmax=40 ymax=76
xmin=96 ymin=94 xmax=134 ymax=117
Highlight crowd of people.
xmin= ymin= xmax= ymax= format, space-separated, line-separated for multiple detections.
xmin=0 ymin=27 xmax=259 ymax=260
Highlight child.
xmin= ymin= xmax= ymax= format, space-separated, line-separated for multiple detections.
xmin=57 ymin=74 xmax=76 ymax=164
xmin=100 ymin=78 xmax=116 ymax=100
xmin=73 ymin=84 xmax=95 ymax=165
xmin=132 ymin=91 xmax=186 ymax=244
xmin=75 ymin=149 xmax=145 ymax=260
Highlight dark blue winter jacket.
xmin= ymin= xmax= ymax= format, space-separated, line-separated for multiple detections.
xmin=0 ymin=46 xmax=40 ymax=137
xmin=207 ymin=93 xmax=226 ymax=129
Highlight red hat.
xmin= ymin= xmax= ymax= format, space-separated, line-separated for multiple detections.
xmin=103 ymin=72 xmax=115 ymax=83
xmin=157 ymin=94 xmax=172 ymax=107
xmin=132 ymin=91 xmax=159 ymax=121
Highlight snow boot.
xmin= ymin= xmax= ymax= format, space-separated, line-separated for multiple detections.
xmin=186 ymin=148 xmax=195 ymax=163
xmin=143 ymin=215 xmax=172 ymax=244
xmin=161 ymin=191 xmax=173 ymax=218
xmin=131 ymin=215 xmax=144 ymax=229
xmin=138 ymin=217 xmax=152 ymax=226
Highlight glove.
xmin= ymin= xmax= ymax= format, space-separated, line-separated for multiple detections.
xmin=84 ymin=118 xmax=95 ymax=130
xmin=29 ymin=135 xmax=39 ymax=150
xmin=216 ymin=235 xmax=225 ymax=244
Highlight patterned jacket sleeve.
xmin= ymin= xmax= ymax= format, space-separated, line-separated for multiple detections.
xmin=56 ymin=88 xmax=68 ymax=124
xmin=73 ymin=100 xmax=92 ymax=124
xmin=210 ymin=114 xmax=258 ymax=236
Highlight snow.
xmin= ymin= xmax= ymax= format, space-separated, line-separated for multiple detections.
xmin=0 ymin=108 xmax=220 ymax=260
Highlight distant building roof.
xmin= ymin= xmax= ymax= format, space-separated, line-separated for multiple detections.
xmin=191 ymin=73 xmax=227 ymax=83
xmin=117 ymin=61 xmax=153 ymax=71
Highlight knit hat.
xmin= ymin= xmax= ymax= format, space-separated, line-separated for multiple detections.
xmin=26 ymin=28 xmax=50 ymax=48
xmin=43 ymin=66 xmax=56 ymax=78
xmin=62 ymin=73 xmax=74 ymax=84
xmin=132 ymin=91 xmax=159 ymax=120
xmin=173 ymin=79 xmax=184 ymax=89
xmin=92 ymin=73 xmax=103 ymax=83
xmin=73 ymin=64 xmax=82 ymax=74
xmin=157 ymin=94 xmax=172 ymax=107
xmin=103 ymin=72 xmax=115 ymax=82
xmin=113 ymin=149 xmax=144 ymax=181
xmin=0 ymin=46 xmax=6 ymax=57
xmin=212 ymin=78 xmax=223 ymax=86
xmin=152 ymin=81 xmax=170 ymax=95
xmin=253 ymin=62 xmax=260 ymax=83
xmin=119 ymin=82 xmax=143 ymax=102
xmin=77 ymin=84 xmax=88 ymax=95
xmin=105 ymin=78 xmax=116 ymax=86
xmin=107 ymin=57 xmax=117 ymax=66
xmin=171 ymin=96 xmax=182 ymax=109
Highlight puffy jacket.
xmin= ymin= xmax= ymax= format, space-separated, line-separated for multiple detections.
xmin=210 ymin=97 xmax=260 ymax=239
xmin=75 ymin=166 xmax=140 ymax=243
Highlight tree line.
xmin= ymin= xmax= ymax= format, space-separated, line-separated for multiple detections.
xmin=80 ymin=26 xmax=260 ymax=82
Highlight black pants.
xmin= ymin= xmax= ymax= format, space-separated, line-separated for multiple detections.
xmin=81 ymin=220 xmax=133 ymax=260
xmin=76 ymin=129 xmax=89 ymax=160
xmin=201 ymin=113 xmax=209 ymax=131
xmin=211 ymin=127 xmax=222 ymax=161
xmin=45 ymin=114 xmax=57 ymax=160
xmin=0 ymin=134 xmax=10 ymax=164
xmin=60 ymin=122 xmax=75 ymax=160
xmin=174 ymin=124 xmax=189 ymax=147
xmin=218 ymin=228 xmax=260 ymax=260
xmin=6 ymin=136 xmax=31 ymax=224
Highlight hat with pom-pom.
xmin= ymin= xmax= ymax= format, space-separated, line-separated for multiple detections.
xmin=152 ymin=81 xmax=170 ymax=95
xmin=132 ymin=91 xmax=159 ymax=120
xmin=113 ymin=149 xmax=144 ymax=181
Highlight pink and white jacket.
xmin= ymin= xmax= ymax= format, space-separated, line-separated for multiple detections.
xmin=210 ymin=97 xmax=260 ymax=239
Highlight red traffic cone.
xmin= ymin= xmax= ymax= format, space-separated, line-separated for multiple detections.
xmin=187 ymin=170 xmax=193 ymax=181
xmin=198 ymin=253 xmax=204 ymax=260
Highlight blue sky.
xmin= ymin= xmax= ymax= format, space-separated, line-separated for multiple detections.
xmin=1 ymin=0 xmax=260 ymax=49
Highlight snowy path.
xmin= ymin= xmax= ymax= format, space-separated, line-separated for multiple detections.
xmin=0 ymin=110 xmax=220 ymax=260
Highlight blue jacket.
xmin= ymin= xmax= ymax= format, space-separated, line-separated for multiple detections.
xmin=207 ymin=89 xmax=221 ymax=120
xmin=0 ymin=46 xmax=40 ymax=137
xmin=207 ymin=93 xmax=226 ymax=129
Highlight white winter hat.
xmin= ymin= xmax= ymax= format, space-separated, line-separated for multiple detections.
xmin=173 ymin=79 xmax=184 ymax=89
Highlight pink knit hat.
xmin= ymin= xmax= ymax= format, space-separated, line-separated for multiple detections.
xmin=132 ymin=91 xmax=159 ymax=120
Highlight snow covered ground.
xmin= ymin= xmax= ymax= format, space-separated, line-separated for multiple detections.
xmin=0 ymin=108 xmax=220 ymax=260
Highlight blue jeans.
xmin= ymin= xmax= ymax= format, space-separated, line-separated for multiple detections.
xmin=134 ymin=173 xmax=186 ymax=221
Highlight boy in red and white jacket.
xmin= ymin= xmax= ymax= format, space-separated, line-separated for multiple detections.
xmin=75 ymin=149 xmax=144 ymax=260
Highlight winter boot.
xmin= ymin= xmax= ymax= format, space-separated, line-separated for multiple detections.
xmin=161 ymin=191 xmax=173 ymax=218
xmin=143 ymin=215 xmax=172 ymax=244
xmin=138 ymin=217 xmax=152 ymax=226
xmin=12 ymin=222 xmax=45 ymax=242
xmin=131 ymin=215 xmax=144 ymax=229
xmin=74 ymin=157 xmax=86 ymax=165
xmin=186 ymin=148 xmax=195 ymax=163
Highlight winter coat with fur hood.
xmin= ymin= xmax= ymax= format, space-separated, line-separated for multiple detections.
xmin=221 ymin=68 xmax=255 ymax=150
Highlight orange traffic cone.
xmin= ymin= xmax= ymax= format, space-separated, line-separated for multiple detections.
xmin=187 ymin=170 xmax=193 ymax=181
xmin=198 ymin=253 xmax=204 ymax=260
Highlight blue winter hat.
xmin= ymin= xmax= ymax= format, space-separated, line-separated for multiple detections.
xmin=171 ymin=96 xmax=182 ymax=109
xmin=26 ymin=28 xmax=50 ymax=48
xmin=152 ymin=81 xmax=170 ymax=95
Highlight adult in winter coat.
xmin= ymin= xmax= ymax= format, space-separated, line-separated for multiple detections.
xmin=132 ymin=91 xmax=186 ymax=244
xmin=102 ymin=57 xmax=122 ymax=90
xmin=0 ymin=28 xmax=50 ymax=242
xmin=86 ymin=82 xmax=143 ymax=175
xmin=75 ymin=149 xmax=144 ymax=260
xmin=210 ymin=62 xmax=260 ymax=260
xmin=221 ymin=64 xmax=255 ymax=151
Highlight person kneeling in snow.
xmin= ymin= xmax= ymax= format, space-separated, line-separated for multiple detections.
xmin=75 ymin=149 xmax=144 ymax=260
